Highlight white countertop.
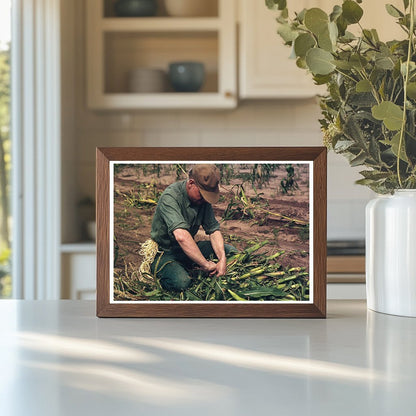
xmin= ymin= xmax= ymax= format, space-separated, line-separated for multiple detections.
xmin=0 ymin=300 xmax=415 ymax=416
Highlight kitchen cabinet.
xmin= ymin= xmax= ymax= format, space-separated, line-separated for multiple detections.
xmin=326 ymin=240 xmax=365 ymax=299
xmin=327 ymin=256 xmax=366 ymax=299
xmin=86 ymin=0 xmax=237 ymax=109
xmin=327 ymin=256 xmax=365 ymax=283
xmin=238 ymin=0 xmax=325 ymax=99
xmin=61 ymin=244 xmax=96 ymax=300
xmin=238 ymin=0 xmax=404 ymax=99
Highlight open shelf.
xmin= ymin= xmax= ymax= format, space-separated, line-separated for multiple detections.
xmin=86 ymin=0 xmax=236 ymax=109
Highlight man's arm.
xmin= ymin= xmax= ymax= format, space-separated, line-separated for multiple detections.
xmin=209 ymin=230 xmax=227 ymax=276
xmin=173 ymin=228 xmax=217 ymax=274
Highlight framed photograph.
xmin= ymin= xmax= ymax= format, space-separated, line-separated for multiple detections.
xmin=96 ymin=147 xmax=327 ymax=318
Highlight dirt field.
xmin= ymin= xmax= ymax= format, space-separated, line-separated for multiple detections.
xmin=112 ymin=163 xmax=310 ymax=301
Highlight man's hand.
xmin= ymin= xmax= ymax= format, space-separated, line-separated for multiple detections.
xmin=212 ymin=257 xmax=227 ymax=276
xmin=173 ymin=229 xmax=228 ymax=277
xmin=173 ymin=229 xmax=218 ymax=274
xmin=209 ymin=231 xmax=227 ymax=276
xmin=202 ymin=260 xmax=218 ymax=275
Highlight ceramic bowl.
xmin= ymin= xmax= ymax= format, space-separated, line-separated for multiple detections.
xmin=128 ymin=68 xmax=167 ymax=93
xmin=168 ymin=62 xmax=205 ymax=92
xmin=114 ymin=0 xmax=158 ymax=17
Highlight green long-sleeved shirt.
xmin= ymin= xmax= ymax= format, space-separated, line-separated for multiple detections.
xmin=150 ymin=180 xmax=220 ymax=252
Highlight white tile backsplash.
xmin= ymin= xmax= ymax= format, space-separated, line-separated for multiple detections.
xmin=327 ymin=152 xmax=375 ymax=200
xmin=200 ymin=129 xmax=256 ymax=146
xmin=142 ymin=130 xmax=201 ymax=147
xmin=327 ymin=199 xmax=369 ymax=241
xmin=178 ymin=111 xmax=227 ymax=130
xmin=293 ymin=98 xmax=323 ymax=127
xmin=76 ymin=131 xmax=135 ymax=163
xmin=133 ymin=111 xmax=180 ymax=130
xmin=256 ymin=130 xmax=322 ymax=146
xmin=327 ymin=152 xmax=375 ymax=240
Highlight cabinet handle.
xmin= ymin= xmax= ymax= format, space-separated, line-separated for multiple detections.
xmin=225 ymin=91 xmax=234 ymax=99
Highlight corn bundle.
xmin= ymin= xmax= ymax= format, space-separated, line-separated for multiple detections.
xmin=138 ymin=239 xmax=159 ymax=277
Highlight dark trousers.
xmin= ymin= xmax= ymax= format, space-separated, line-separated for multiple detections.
xmin=150 ymin=241 xmax=237 ymax=292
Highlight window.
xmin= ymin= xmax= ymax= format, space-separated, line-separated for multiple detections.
xmin=0 ymin=0 xmax=11 ymax=298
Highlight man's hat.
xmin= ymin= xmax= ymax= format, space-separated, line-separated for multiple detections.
xmin=189 ymin=164 xmax=220 ymax=204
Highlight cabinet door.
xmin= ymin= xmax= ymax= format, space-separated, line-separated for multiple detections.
xmin=62 ymin=253 xmax=96 ymax=300
xmin=239 ymin=0 xmax=325 ymax=99
xmin=238 ymin=0 xmax=404 ymax=99
xmin=357 ymin=0 xmax=404 ymax=41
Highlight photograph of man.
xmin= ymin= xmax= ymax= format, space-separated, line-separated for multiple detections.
xmin=112 ymin=161 xmax=311 ymax=302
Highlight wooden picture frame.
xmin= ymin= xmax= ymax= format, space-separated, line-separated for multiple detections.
xmin=96 ymin=147 xmax=327 ymax=318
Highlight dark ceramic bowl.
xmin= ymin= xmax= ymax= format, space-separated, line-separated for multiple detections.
xmin=168 ymin=62 xmax=205 ymax=92
xmin=114 ymin=0 xmax=157 ymax=17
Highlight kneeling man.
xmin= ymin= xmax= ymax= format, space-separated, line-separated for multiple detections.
xmin=149 ymin=164 xmax=236 ymax=291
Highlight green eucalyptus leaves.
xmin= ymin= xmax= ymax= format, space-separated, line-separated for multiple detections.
xmin=267 ymin=0 xmax=416 ymax=193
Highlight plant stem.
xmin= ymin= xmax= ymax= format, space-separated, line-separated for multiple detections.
xmin=397 ymin=0 xmax=415 ymax=188
xmin=358 ymin=69 xmax=381 ymax=105
xmin=390 ymin=78 xmax=398 ymax=101
xmin=334 ymin=68 xmax=358 ymax=84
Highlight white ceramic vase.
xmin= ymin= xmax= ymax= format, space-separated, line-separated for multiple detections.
xmin=366 ymin=189 xmax=416 ymax=317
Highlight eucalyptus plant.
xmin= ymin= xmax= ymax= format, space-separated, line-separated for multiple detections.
xmin=266 ymin=0 xmax=416 ymax=193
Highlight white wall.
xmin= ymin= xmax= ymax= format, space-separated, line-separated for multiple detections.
xmin=61 ymin=0 xmax=375 ymax=244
